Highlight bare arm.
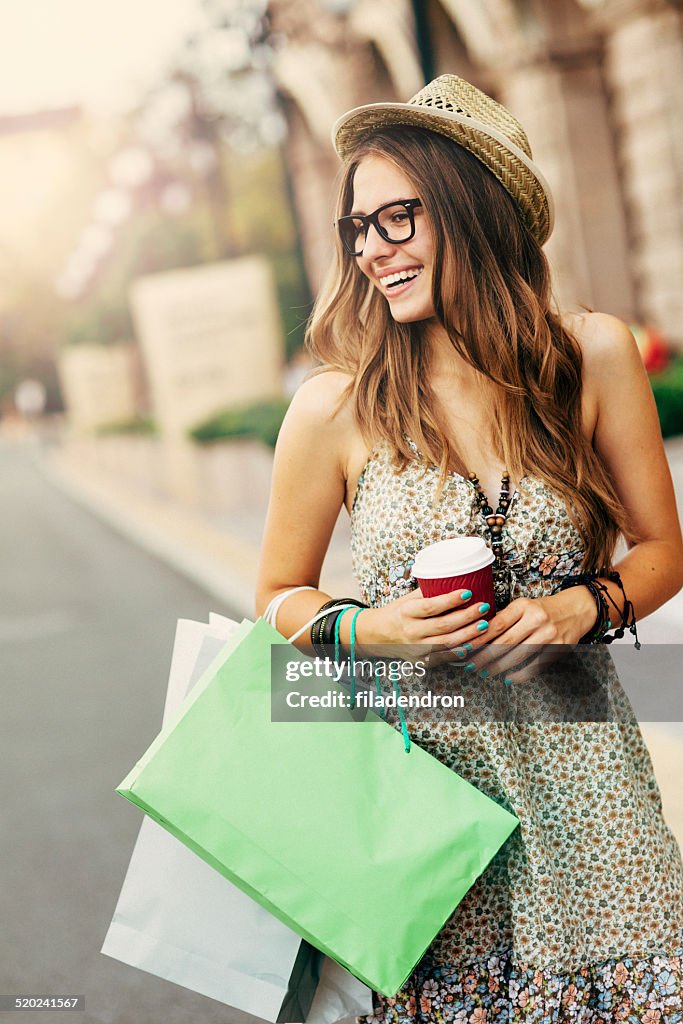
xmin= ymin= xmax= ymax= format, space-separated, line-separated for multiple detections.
xmin=471 ymin=313 xmax=683 ymax=662
xmin=255 ymin=371 xmax=350 ymax=648
xmin=256 ymin=371 xmax=494 ymax=653
xmin=573 ymin=313 xmax=683 ymax=627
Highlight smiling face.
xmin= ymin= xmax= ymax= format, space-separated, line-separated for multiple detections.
xmin=350 ymin=154 xmax=435 ymax=323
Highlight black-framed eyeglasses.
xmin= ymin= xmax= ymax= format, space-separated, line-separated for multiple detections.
xmin=336 ymin=199 xmax=422 ymax=256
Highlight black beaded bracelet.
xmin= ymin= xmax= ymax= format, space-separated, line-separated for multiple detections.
xmin=320 ymin=600 xmax=369 ymax=651
xmin=311 ymin=598 xmax=369 ymax=656
xmin=311 ymin=599 xmax=343 ymax=653
xmin=558 ymin=570 xmax=641 ymax=649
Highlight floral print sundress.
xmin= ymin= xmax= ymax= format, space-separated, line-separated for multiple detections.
xmin=350 ymin=439 xmax=683 ymax=1023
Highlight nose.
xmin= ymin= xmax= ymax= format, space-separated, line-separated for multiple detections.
xmin=360 ymin=222 xmax=396 ymax=261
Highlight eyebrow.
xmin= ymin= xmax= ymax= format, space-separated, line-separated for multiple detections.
xmin=348 ymin=197 xmax=414 ymax=216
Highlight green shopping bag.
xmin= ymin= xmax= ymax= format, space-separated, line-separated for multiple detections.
xmin=117 ymin=618 xmax=518 ymax=997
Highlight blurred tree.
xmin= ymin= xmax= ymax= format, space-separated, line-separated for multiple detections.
xmin=4 ymin=0 xmax=312 ymax=412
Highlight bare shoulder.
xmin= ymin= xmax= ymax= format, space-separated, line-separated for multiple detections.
xmin=284 ymin=369 xmax=373 ymax=515
xmin=288 ymin=369 xmax=355 ymax=422
xmin=278 ymin=370 xmax=353 ymax=444
xmin=276 ymin=368 xmax=362 ymax=481
xmin=562 ymin=310 xmax=640 ymax=372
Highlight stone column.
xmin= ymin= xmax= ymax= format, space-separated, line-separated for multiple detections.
xmin=428 ymin=0 xmax=636 ymax=318
xmin=270 ymin=0 xmax=421 ymax=295
xmin=597 ymin=0 xmax=683 ymax=344
xmin=500 ymin=48 xmax=635 ymax=321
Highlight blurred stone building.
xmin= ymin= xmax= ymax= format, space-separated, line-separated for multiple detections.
xmin=268 ymin=0 xmax=683 ymax=345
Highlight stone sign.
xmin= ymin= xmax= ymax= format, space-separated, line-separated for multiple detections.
xmin=130 ymin=257 xmax=283 ymax=438
xmin=58 ymin=343 xmax=140 ymax=432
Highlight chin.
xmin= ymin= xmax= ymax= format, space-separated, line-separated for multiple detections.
xmin=388 ymin=303 xmax=435 ymax=324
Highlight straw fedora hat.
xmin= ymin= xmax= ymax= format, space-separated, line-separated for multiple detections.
xmin=332 ymin=74 xmax=554 ymax=246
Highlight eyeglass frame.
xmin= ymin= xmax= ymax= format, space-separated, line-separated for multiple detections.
xmin=336 ymin=198 xmax=423 ymax=256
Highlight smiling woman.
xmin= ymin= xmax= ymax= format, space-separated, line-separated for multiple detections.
xmin=255 ymin=74 xmax=683 ymax=1022
xmin=349 ymin=168 xmax=432 ymax=320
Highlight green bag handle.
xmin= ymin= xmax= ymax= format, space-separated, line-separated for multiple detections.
xmin=346 ymin=609 xmax=411 ymax=754
xmin=335 ymin=608 xmax=386 ymax=724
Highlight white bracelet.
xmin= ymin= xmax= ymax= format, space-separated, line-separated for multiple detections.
xmin=263 ymin=586 xmax=316 ymax=631
xmin=263 ymin=587 xmax=363 ymax=644
xmin=285 ymin=603 xmax=362 ymax=644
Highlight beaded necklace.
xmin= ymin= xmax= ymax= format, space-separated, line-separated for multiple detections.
xmin=467 ymin=469 xmax=641 ymax=648
xmin=467 ymin=469 xmax=511 ymax=569
xmin=466 ymin=469 xmax=514 ymax=608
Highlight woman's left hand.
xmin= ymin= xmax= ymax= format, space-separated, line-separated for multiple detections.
xmin=454 ymin=586 xmax=598 ymax=683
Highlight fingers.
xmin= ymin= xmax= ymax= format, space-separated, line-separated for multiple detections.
xmin=502 ymin=648 xmax=571 ymax=685
xmin=467 ymin=642 xmax=546 ymax=681
xmin=428 ymin=643 xmax=475 ymax=668
xmin=429 ymin=603 xmax=529 ymax=667
xmin=397 ymin=587 xmax=489 ymax=649
xmin=411 ymin=587 xmax=479 ymax=619
xmin=428 ymin=612 xmax=492 ymax=650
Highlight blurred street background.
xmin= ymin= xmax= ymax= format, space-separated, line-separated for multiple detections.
xmin=2 ymin=1 xmax=683 ymax=1022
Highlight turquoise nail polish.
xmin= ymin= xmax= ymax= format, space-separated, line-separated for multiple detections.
xmin=476 ymin=620 xmax=489 ymax=631
xmin=454 ymin=647 xmax=466 ymax=659
xmin=460 ymin=589 xmax=472 ymax=600
xmin=464 ymin=661 xmax=476 ymax=673
xmin=479 ymin=603 xmax=490 ymax=614
xmin=464 ymin=642 xmax=473 ymax=652
xmin=479 ymin=668 xmax=489 ymax=680
xmin=504 ymin=677 xmax=513 ymax=686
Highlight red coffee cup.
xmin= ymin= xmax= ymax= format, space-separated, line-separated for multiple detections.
xmin=411 ymin=537 xmax=496 ymax=617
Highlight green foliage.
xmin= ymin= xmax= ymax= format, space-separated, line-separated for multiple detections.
xmin=650 ymin=356 xmax=683 ymax=439
xmin=190 ymin=397 xmax=290 ymax=448
xmin=224 ymin=147 xmax=295 ymax=254
xmin=63 ymin=299 xmax=135 ymax=348
xmin=63 ymin=208 xmax=212 ymax=348
xmin=271 ymin=253 xmax=313 ymax=360
xmin=58 ymin=147 xmax=311 ymax=361
xmin=95 ymin=416 xmax=158 ymax=436
xmin=222 ymin=147 xmax=312 ymax=359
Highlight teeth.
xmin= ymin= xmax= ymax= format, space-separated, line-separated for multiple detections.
xmin=380 ymin=267 xmax=423 ymax=286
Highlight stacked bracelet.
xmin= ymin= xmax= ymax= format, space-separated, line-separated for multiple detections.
xmin=311 ymin=599 xmax=343 ymax=652
xmin=311 ymin=598 xmax=369 ymax=656
xmin=323 ymin=600 xmax=368 ymax=652
xmin=558 ymin=569 xmax=641 ymax=649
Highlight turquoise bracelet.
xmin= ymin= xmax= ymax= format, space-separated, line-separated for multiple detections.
xmin=333 ymin=606 xmax=355 ymax=665
xmin=346 ymin=609 xmax=411 ymax=753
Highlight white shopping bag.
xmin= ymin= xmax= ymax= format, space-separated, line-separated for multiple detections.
xmin=102 ymin=614 xmax=373 ymax=1023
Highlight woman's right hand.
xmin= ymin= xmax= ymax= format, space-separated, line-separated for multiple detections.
xmin=353 ymin=586 xmax=491 ymax=661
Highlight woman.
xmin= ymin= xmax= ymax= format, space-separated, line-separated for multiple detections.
xmin=256 ymin=76 xmax=683 ymax=1021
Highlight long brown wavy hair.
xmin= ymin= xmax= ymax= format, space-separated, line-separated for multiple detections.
xmin=305 ymin=126 xmax=640 ymax=572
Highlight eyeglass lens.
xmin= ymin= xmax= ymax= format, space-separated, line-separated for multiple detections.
xmin=340 ymin=203 xmax=415 ymax=255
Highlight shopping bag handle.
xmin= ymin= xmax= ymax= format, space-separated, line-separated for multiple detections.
xmin=347 ymin=609 xmax=411 ymax=753
xmin=262 ymin=586 xmax=363 ymax=645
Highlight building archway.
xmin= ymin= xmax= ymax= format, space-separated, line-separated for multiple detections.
xmin=426 ymin=0 xmax=636 ymax=319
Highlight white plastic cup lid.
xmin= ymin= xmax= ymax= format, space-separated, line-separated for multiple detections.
xmin=411 ymin=536 xmax=494 ymax=579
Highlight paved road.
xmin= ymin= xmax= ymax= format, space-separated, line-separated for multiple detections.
xmin=0 ymin=440 xmax=248 ymax=1024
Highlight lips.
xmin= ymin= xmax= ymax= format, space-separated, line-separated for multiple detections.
xmin=377 ymin=265 xmax=424 ymax=295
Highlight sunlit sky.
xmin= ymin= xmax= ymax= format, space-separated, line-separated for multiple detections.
xmin=0 ymin=0 xmax=204 ymax=116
